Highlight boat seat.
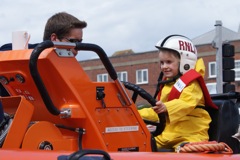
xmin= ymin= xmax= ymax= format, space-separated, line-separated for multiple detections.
xmin=0 ymin=43 xmax=38 ymax=51
xmin=151 ymin=99 xmax=240 ymax=153
xmin=208 ymin=99 xmax=240 ymax=154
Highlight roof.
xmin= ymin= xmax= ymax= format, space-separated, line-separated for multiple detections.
xmin=192 ymin=26 xmax=240 ymax=46
xmin=112 ymin=49 xmax=134 ymax=57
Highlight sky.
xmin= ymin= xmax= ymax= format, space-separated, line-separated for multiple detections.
xmin=1 ymin=0 xmax=240 ymax=61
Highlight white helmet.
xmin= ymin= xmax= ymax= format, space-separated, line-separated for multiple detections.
xmin=155 ymin=35 xmax=197 ymax=74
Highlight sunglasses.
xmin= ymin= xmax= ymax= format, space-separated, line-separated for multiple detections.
xmin=65 ymin=38 xmax=83 ymax=43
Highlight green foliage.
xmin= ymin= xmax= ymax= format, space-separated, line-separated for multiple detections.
xmin=137 ymin=103 xmax=151 ymax=110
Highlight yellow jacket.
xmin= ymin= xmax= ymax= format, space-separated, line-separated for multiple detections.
xmin=138 ymin=58 xmax=211 ymax=150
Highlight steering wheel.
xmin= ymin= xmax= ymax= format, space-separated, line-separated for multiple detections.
xmin=122 ymin=81 xmax=166 ymax=137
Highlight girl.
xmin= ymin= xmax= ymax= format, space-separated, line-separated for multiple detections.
xmin=139 ymin=35 xmax=215 ymax=151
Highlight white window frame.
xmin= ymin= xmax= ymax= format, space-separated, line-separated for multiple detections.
xmin=208 ymin=62 xmax=216 ymax=78
xmin=206 ymin=83 xmax=217 ymax=94
xmin=117 ymin=71 xmax=128 ymax=82
xmin=97 ymin=73 xmax=108 ymax=82
xmin=209 ymin=60 xmax=240 ymax=81
xmin=136 ymin=69 xmax=148 ymax=84
xmin=234 ymin=60 xmax=240 ymax=81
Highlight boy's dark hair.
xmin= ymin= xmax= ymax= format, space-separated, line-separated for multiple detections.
xmin=43 ymin=12 xmax=87 ymax=41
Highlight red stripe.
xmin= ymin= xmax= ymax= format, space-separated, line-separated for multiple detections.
xmin=159 ymin=69 xmax=218 ymax=109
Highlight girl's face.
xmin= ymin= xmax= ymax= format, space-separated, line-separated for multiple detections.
xmin=159 ymin=50 xmax=180 ymax=78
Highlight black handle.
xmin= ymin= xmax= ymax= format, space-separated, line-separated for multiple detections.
xmin=29 ymin=40 xmax=60 ymax=115
xmin=75 ymin=43 xmax=118 ymax=80
xmin=68 ymin=149 xmax=111 ymax=160
xmin=29 ymin=41 xmax=119 ymax=116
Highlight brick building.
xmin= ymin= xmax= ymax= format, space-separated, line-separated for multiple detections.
xmin=79 ymin=26 xmax=240 ymax=105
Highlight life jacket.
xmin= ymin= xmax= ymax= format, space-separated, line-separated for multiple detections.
xmin=158 ymin=69 xmax=218 ymax=109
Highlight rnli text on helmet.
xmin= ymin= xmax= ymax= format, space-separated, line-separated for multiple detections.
xmin=179 ymin=40 xmax=196 ymax=54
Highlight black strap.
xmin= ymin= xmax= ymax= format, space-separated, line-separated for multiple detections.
xmin=153 ymin=72 xmax=182 ymax=99
xmin=153 ymin=72 xmax=164 ymax=99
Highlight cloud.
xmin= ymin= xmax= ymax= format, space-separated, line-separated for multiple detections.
xmin=1 ymin=0 xmax=240 ymax=61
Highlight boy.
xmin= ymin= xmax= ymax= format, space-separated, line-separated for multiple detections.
xmin=43 ymin=12 xmax=87 ymax=56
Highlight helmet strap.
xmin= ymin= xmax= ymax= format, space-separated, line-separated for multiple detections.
xmin=153 ymin=72 xmax=182 ymax=99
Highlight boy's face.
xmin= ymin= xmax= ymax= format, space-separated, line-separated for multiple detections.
xmin=159 ymin=51 xmax=180 ymax=78
xmin=62 ymin=28 xmax=83 ymax=56
xmin=51 ymin=28 xmax=83 ymax=56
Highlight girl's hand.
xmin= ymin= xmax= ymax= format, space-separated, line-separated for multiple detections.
xmin=152 ymin=100 xmax=167 ymax=114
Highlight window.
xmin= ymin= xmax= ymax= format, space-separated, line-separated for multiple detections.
xmin=206 ymin=83 xmax=216 ymax=94
xmin=234 ymin=60 xmax=240 ymax=80
xmin=209 ymin=60 xmax=240 ymax=81
xmin=97 ymin=73 xmax=108 ymax=82
xmin=117 ymin=71 xmax=128 ymax=82
xmin=208 ymin=62 xmax=216 ymax=78
xmin=136 ymin=69 xmax=148 ymax=84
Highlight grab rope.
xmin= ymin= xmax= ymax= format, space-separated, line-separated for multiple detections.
xmin=176 ymin=141 xmax=233 ymax=154
xmin=0 ymin=113 xmax=12 ymax=147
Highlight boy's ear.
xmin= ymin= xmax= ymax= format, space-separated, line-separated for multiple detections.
xmin=50 ymin=33 xmax=58 ymax=41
